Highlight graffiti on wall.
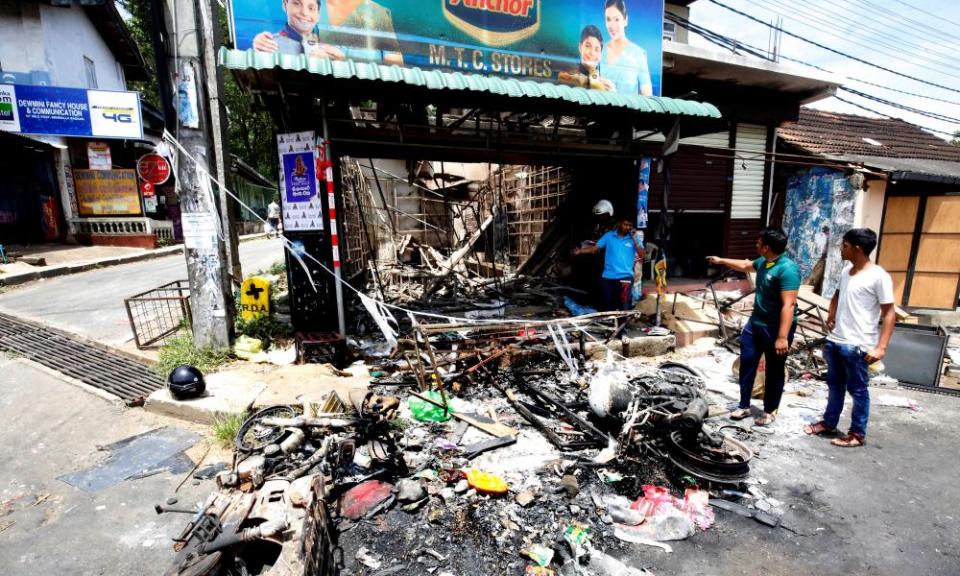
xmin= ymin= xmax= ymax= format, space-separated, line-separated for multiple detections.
xmin=782 ymin=167 xmax=857 ymax=298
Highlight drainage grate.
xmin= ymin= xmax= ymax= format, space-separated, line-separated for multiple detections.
xmin=0 ymin=313 xmax=165 ymax=405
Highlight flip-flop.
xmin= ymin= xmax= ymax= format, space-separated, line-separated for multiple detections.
xmin=831 ymin=432 xmax=865 ymax=448
xmin=803 ymin=421 xmax=837 ymax=436
xmin=754 ymin=413 xmax=776 ymax=426
xmin=729 ymin=408 xmax=751 ymax=420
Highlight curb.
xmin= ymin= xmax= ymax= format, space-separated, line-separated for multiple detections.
xmin=0 ymin=233 xmax=270 ymax=288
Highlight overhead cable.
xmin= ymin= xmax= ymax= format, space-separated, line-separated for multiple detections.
xmin=755 ymin=0 xmax=960 ymax=71
xmin=670 ymin=12 xmax=960 ymax=107
xmin=851 ymin=0 xmax=960 ymax=44
xmin=832 ymin=96 xmax=956 ymax=137
xmin=705 ymin=0 xmax=960 ymax=95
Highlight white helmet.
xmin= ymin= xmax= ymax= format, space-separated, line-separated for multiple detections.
xmin=592 ymin=199 xmax=614 ymax=217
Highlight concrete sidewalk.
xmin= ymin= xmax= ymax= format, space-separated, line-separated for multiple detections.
xmin=0 ymin=233 xmax=268 ymax=287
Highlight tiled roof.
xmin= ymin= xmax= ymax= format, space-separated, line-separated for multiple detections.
xmin=778 ymin=108 xmax=960 ymax=162
xmin=219 ymin=48 xmax=722 ymax=118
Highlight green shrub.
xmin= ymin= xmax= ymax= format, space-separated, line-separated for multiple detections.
xmin=155 ymin=333 xmax=232 ymax=377
xmin=235 ymin=314 xmax=293 ymax=350
xmin=211 ymin=411 xmax=247 ymax=448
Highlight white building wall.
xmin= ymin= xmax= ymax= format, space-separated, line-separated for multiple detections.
xmin=39 ymin=4 xmax=125 ymax=90
xmin=0 ymin=1 xmax=45 ymax=74
xmin=855 ymin=178 xmax=887 ymax=262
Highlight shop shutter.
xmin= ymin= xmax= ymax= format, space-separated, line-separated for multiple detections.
xmin=644 ymin=130 xmax=729 ymax=149
xmin=730 ymin=124 xmax=767 ymax=219
xmin=679 ymin=131 xmax=729 ymax=148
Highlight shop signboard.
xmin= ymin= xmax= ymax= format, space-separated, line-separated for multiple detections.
xmin=229 ymin=0 xmax=664 ymax=96
xmin=137 ymin=153 xmax=172 ymax=184
xmin=0 ymin=83 xmax=142 ymax=139
xmin=74 ymin=169 xmax=142 ymax=216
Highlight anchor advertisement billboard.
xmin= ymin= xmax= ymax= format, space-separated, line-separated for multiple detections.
xmin=229 ymin=0 xmax=663 ymax=95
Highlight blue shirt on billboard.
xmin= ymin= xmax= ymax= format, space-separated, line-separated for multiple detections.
xmin=596 ymin=230 xmax=642 ymax=280
xmin=601 ymin=42 xmax=652 ymax=95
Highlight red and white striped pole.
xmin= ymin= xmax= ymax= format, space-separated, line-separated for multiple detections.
xmin=318 ymin=117 xmax=345 ymax=335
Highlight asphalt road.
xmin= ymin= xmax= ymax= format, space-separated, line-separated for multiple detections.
xmin=0 ymin=238 xmax=285 ymax=348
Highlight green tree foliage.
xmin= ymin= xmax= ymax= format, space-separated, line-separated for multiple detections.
xmin=952 ymin=131 xmax=960 ymax=147
xmin=118 ymin=0 xmax=160 ymax=109
xmin=121 ymin=0 xmax=277 ymax=181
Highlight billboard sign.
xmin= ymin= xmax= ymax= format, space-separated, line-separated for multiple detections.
xmin=74 ymin=169 xmax=142 ymax=216
xmin=0 ymin=84 xmax=142 ymax=139
xmin=229 ymin=0 xmax=663 ymax=96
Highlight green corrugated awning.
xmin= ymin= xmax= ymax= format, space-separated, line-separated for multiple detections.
xmin=219 ymin=48 xmax=721 ymax=119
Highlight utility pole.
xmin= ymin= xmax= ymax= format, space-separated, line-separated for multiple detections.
xmin=155 ymin=0 xmax=235 ymax=349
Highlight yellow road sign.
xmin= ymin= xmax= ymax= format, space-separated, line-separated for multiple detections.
xmin=240 ymin=277 xmax=271 ymax=321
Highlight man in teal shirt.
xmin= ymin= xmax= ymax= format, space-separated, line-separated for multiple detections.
xmin=708 ymin=227 xmax=800 ymax=426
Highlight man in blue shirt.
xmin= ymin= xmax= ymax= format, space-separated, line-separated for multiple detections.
xmin=708 ymin=227 xmax=801 ymax=426
xmin=574 ymin=216 xmax=644 ymax=311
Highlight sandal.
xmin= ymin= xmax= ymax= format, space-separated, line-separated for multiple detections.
xmin=753 ymin=412 xmax=776 ymax=426
xmin=803 ymin=421 xmax=837 ymax=437
xmin=831 ymin=432 xmax=866 ymax=448
xmin=729 ymin=408 xmax=751 ymax=420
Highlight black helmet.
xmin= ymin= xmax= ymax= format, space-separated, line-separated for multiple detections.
xmin=167 ymin=365 xmax=206 ymax=400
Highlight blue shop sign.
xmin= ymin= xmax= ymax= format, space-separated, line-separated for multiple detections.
xmin=0 ymin=83 xmax=143 ymax=140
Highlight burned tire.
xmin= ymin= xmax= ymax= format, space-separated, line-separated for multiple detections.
xmin=664 ymin=430 xmax=753 ymax=484
xmin=235 ymin=405 xmax=298 ymax=453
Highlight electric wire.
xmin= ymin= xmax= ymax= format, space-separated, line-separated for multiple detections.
xmin=848 ymin=0 xmax=960 ymax=44
xmin=704 ymin=0 xmax=960 ymax=95
xmin=839 ymin=87 xmax=960 ymax=124
xmin=755 ymin=0 xmax=960 ymax=71
xmin=668 ymin=13 xmax=960 ymax=134
xmin=670 ymin=12 xmax=960 ymax=107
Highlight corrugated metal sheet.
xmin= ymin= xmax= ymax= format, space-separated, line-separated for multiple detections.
xmin=730 ymin=123 xmax=767 ymax=220
xmin=725 ymin=219 xmax=763 ymax=259
xmin=680 ymin=131 xmax=729 ymax=148
xmin=219 ymin=48 xmax=722 ymax=118
xmin=648 ymin=146 xmax=728 ymax=212
xmin=642 ymin=130 xmax=728 ymax=147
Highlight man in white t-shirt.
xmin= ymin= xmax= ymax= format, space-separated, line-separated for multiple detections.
xmin=804 ymin=228 xmax=895 ymax=447
xmin=267 ymin=199 xmax=281 ymax=238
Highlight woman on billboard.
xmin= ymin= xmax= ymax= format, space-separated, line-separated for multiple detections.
xmin=558 ymin=25 xmax=615 ymax=91
xmin=602 ymin=0 xmax=653 ymax=95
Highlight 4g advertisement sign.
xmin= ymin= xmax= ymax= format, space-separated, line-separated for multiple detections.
xmin=0 ymin=84 xmax=142 ymax=139
xmin=230 ymin=0 xmax=663 ymax=96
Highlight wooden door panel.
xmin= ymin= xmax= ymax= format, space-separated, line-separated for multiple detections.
xmin=890 ymin=272 xmax=907 ymax=305
xmin=922 ymin=196 xmax=960 ymax=233
xmin=882 ymin=197 xmax=920 ymax=233
xmin=915 ymin=234 xmax=960 ymax=273
xmin=877 ymin=233 xmax=913 ymax=271
xmin=907 ymin=272 xmax=959 ymax=309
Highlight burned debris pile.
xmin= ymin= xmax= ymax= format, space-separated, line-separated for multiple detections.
xmin=162 ymin=330 xmax=766 ymax=575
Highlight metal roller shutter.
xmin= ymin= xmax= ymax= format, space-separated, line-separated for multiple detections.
xmin=730 ymin=124 xmax=767 ymax=220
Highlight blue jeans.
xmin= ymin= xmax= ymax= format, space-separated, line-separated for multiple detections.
xmin=600 ymin=277 xmax=633 ymax=312
xmin=739 ymin=318 xmax=795 ymax=413
xmin=823 ymin=341 xmax=870 ymax=436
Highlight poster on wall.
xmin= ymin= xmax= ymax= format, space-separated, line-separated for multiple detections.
xmin=277 ymin=131 xmax=323 ymax=231
xmin=229 ymin=0 xmax=664 ymax=96
xmin=87 ymin=142 xmax=112 ymax=170
xmin=636 ymin=157 xmax=650 ymax=229
xmin=73 ymin=169 xmax=142 ymax=216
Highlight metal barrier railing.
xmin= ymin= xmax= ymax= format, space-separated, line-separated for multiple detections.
xmin=124 ymin=280 xmax=191 ymax=349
